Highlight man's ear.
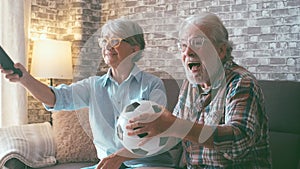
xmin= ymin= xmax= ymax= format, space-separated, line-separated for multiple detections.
xmin=218 ymin=43 xmax=227 ymax=60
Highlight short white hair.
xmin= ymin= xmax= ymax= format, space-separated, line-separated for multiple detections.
xmin=101 ymin=18 xmax=145 ymax=50
xmin=179 ymin=12 xmax=233 ymax=60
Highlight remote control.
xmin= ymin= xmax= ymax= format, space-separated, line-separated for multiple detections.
xmin=0 ymin=45 xmax=23 ymax=77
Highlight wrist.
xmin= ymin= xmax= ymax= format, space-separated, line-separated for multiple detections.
xmin=161 ymin=116 xmax=194 ymax=138
xmin=20 ymin=73 xmax=35 ymax=87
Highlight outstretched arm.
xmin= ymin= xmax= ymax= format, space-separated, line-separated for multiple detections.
xmin=0 ymin=63 xmax=56 ymax=107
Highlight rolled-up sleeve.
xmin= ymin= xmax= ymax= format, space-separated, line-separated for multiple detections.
xmin=44 ymin=78 xmax=92 ymax=111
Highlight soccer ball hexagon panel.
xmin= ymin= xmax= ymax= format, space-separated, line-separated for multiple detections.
xmin=116 ymin=100 xmax=179 ymax=156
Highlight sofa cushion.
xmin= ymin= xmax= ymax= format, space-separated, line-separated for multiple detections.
xmin=38 ymin=162 xmax=96 ymax=169
xmin=269 ymin=131 xmax=300 ymax=169
xmin=0 ymin=122 xmax=56 ymax=168
xmin=52 ymin=110 xmax=98 ymax=163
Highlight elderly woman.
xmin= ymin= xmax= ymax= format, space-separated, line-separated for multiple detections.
xmin=0 ymin=18 xmax=182 ymax=169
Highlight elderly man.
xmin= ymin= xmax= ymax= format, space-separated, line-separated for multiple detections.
xmin=127 ymin=12 xmax=272 ymax=169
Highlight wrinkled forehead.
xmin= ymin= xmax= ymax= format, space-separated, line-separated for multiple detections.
xmin=179 ymin=23 xmax=208 ymax=40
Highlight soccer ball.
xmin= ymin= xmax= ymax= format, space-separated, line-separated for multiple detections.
xmin=116 ymin=100 xmax=179 ymax=156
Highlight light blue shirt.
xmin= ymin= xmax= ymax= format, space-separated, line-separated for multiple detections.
xmin=45 ymin=65 xmax=181 ymax=168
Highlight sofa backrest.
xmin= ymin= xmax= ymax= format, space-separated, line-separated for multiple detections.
xmin=162 ymin=79 xmax=300 ymax=169
xmin=163 ymin=78 xmax=181 ymax=111
xmin=259 ymin=80 xmax=300 ymax=169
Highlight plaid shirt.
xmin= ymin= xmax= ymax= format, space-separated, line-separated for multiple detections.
xmin=173 ymin=60 xmax=272 ymax=168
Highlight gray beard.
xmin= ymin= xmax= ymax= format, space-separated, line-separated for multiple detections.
xmin=184 ymin=66 xmax=202 ymax=85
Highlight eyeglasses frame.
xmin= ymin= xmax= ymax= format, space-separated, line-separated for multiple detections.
xmin=177 ymin=36 xmax=206 ymax=52
xmin=98 ymin=37 xmax=130 ymax=49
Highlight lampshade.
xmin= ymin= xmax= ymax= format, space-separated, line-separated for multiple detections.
xmin=31 ymin=39 xmax=73 ymax=79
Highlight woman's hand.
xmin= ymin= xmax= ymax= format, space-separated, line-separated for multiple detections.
xmin=96 ymin=153 xmax=124 ymax=169
xmin=1 ymin=63 xmax=56 ymax=107
xmin=0 ymin=63 xmax=28 ymax=83
xmin=126 ymin=106 xmax=176 ymax=145
xmin=96 ymin=148 xmax=140 ymax=169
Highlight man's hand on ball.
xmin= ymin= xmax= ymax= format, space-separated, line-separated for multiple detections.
xmin=126 ymin=106 xmax=176 ymax=143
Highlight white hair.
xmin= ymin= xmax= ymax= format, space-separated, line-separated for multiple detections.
xmin=179 ymin=12 xmax=233 ymax=60
xmin=101 ymin=18 xmax=145 ymax=50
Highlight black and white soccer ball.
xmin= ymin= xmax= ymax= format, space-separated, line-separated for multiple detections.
xmin=116 ymin=100 xmax=179 ymax=156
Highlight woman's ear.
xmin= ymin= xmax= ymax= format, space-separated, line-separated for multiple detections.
xmin=132 ymin=45 xmax=140 ymax=52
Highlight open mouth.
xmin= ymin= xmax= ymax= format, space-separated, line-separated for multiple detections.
xmin=188 ymin=62 xmax=201 ymax=70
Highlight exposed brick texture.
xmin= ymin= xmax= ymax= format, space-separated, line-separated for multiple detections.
xmin=28 ymin=0 xmax=300 ymax=123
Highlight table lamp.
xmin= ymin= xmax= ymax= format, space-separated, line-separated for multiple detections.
xmin=31 ymin=39 xmax=73 ymax=85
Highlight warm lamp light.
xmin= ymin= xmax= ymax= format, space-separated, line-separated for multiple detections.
xmin=31 ymin=39 xmax=73 ymax=85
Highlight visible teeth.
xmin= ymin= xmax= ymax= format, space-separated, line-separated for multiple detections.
xmin=188 ymin=63 xmax=201 ymax=69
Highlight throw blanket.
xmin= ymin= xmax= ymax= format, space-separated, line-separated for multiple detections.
xmin=0 ymin=122 xmax=56 ymax=168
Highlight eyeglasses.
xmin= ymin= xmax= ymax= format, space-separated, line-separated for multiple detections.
xmin=177 ymin=36 xmax=206 ymax=52
xmin=98 ymin=38 xmax=129 ymax=49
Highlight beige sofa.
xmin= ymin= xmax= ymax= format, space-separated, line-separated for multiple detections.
xmin=2 ymin=79 xmax=300 ymax=169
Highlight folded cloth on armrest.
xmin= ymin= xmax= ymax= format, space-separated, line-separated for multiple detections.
xmin=0 ymin=122 xmax=56 ymax=168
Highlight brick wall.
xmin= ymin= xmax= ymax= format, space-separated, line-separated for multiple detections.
xmin=99 ymin=0 xmax=300 ymax=81
xmin=28 ymin=0 xmax=300 ymax=123
xmin=29 ymin=0 xmax=102 ymax=123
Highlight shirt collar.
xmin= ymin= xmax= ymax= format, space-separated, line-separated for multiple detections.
xmin=223 ymin=58 xmax=234 ymax=70
xmin=102 ymin=64 xmax=142 ymax=87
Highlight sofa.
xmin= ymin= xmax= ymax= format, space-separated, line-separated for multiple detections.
xmin=1 ymin=79 xmax=300 ymax=169
xmin=258 ymin=80 xmax=300 ymax=169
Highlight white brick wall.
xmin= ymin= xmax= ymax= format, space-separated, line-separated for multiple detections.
xmin=28 ymin=0 xmax=300 ymax=123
